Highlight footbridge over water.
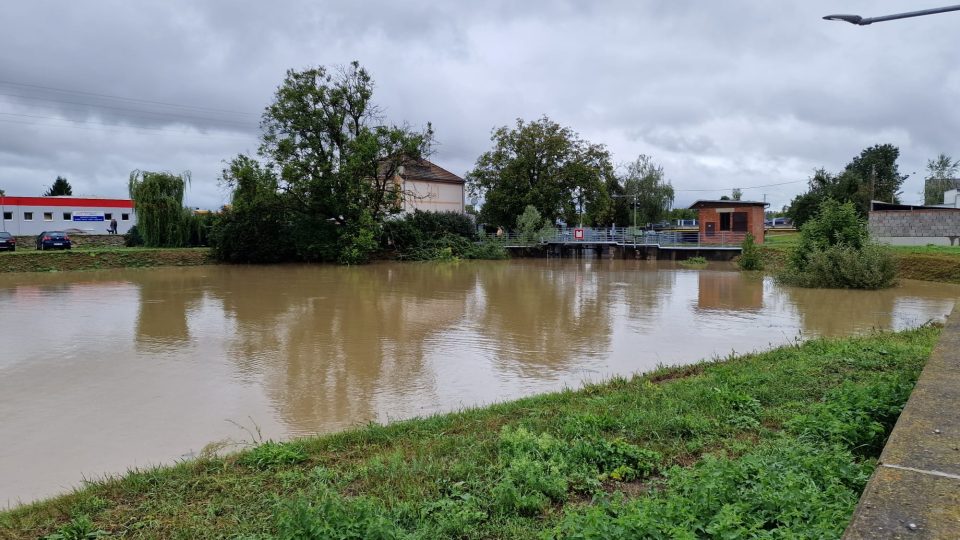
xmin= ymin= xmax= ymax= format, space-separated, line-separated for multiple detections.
xmin=496 ymin=227 xmax=748 ymax=261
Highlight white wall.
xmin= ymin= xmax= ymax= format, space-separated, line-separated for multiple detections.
xmin=403 ymin=180 xmax=464 ymax=213
xmin=0 ymin=205 xmax=136 ymax=236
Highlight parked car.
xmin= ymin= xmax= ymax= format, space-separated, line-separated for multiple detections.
xmin=36 ymin=231 xmax=72 ymax=250
xmin=0 ymin=231 xmax=15 ymax=251
xmin=766 ymin=217 xmax=793 ymax=228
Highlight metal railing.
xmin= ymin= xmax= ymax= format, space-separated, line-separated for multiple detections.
xmin=484 ymin=227 xmax=748 ymax=248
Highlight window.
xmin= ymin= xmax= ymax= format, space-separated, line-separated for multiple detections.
xmin=63 ymin=212 xmax=72 ymax=221
xmin=719 ymin=213 xmax=731 ymax=231
xmin=43 ymin=212 xmax=53 ymax=221
xmin=732 ymin=212 xmax=748 ymax=232
xmin=104 ymin=213 xmax=113 ymax=220
xmin=23 ymin=212 xmax=33 ymax=221
xmin=121 ymin=213 xmax=130 ymax=221
xmin=2 ymin=211 xmax=10 ymax=220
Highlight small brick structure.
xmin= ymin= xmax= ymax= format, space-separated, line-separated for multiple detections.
xmin=690 ymin=200 xmax=768 ymax=244
xmin=869 ymin=202 xmax=960 ymax=246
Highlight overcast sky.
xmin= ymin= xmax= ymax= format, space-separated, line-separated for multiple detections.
xmin=0 ymin=1 xmax=957 ymax=211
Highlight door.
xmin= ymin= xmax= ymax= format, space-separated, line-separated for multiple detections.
xmin=705 ymin=222 xmax=716 ymax=237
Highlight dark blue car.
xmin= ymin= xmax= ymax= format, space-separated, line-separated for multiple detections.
xmin=36 ymin=231 xmax=72 ymax=250
xmin=0 ymin=231 xmax=15 ymax=251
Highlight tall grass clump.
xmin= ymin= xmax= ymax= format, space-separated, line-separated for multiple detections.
xmin=738 ymin=232 xmax=763 ymax=271
xmin=779 ymin=199 xmax=896 ymax=289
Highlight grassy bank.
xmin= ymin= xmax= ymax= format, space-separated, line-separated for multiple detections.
xmin=0 ymin=247 xmax=213 ymax=274
xmin=1 ymin=326 xmax=938 ymax=539
xmin=763 ymin=232 xmax=960 ymax=284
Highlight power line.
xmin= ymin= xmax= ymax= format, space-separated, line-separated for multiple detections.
xmin=0 ymin=115 xmax=258 ymax=142
xmin=0 ymin=91 xmax=257 ymax=129
xmin=673 ymin=179 xmax=808 ymax=192
xmin=0 ymin=79 xmax=260 ymax=117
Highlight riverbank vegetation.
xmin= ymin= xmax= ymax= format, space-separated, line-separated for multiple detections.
xmin=777 ymin=200 xmax=897 ymax=289
xmin=0 ymin=247 xmax=212 ymax=273
xmin=381 ymin=211 xmax=507 ymax=261
xmin=763 ymin=232 xmax=960 ymax=284
xmin=1 ymin=326 xmax=937 ymax=538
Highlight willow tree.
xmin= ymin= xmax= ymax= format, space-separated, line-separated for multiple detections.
xmin=128 ymin=170 xmax=191 ymax=247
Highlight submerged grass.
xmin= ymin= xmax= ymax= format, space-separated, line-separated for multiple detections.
xmin=0 ymin=326 xmax=939 ymax=539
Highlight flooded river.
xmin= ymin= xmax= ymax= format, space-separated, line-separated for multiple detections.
xmin=1 ymin=260 xmax=957 ymax=506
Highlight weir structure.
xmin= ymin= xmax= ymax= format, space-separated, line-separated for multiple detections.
xmin=497 ymin=227 xmax=747 ymax=261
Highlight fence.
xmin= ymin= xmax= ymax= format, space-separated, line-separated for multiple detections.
xmin=485 ymin=227 xmax=746 ymax=248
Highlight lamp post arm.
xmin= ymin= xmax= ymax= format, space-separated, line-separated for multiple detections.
xmin=825 ymin=4 xmax=960 ymax=25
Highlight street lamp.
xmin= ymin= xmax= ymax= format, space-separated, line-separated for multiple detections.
xmin=824 ymin=4 xmax=960 ymax=25
xmin=611 ymin=193 xmax=639 ymax=230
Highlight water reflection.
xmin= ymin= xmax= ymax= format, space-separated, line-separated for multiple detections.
xmin=697 ymin=271 xmax=764 ymax=312
xmin=0 ymin=261 xmax=957 ymax=505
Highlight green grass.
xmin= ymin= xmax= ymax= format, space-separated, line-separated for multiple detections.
xmin=678 ymin=256 xmax=708 ymax=269
xmin=762 ymin=232 xmax=960 ymax=284
xmin=0 ymin=326 xmax=939 ymax=539
xmin=0 ymin=247 xmax=212 ymax=273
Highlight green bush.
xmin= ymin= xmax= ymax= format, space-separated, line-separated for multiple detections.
xmin=781 ymin=243 xmax=897 ymax=289
xmin=738 ymin=232 xmax=763 ymax=271
xmin=381 ymin=211 xmax=507 ymax=261
xmin=123 ymin=225 xmax=143 ymax=247
xmin=789 ymin=199 xmax=866 ymax=271
xmin=210 ymin=203 xmax=296 ymax=263
xmin=780 ymin=199 xmax=896 ymax=289
xmin=516 ymin=205 xmax=554 ymax=243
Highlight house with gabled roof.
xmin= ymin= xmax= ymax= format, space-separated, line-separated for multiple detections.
xmin=392 ymin=158 xmax=466 ymax=214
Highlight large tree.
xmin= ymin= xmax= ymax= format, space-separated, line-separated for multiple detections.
xmin=618 ymin=154 xmax=674 ymax=228
xmin=44 ymin=176 xmax=73 ymax=196
xmin=259 ymin=62 xmax=433 ymax=263
xmin=467 ymin=116 xmax=615 ymax=229
xmin=841 ymin=144 xmax=908 ymax=212
xmin=923 ymin=153 xmax=960 ymax=205
xmin=787 ymin=144 xmax=907 ymax=225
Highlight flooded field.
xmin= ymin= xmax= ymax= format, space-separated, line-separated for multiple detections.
xmin=1 ymin=259 xmax=957 ymax=506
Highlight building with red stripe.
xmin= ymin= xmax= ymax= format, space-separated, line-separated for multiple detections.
xmin=0 ymin=196 xmax=136 ymax=236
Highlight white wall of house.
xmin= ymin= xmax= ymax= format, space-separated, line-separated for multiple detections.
xmin=402 ymin=180 xmax=464 ymax=213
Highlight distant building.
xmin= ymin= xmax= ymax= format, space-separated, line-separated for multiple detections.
xmin=392 ymin=158 xmax=465 ymax=214
xmin=0 ymin=196 xmax=136 ymax=236
xmin=689 ymin=200 xmax=768 ymax=244
xmin=869 ymin=200 xmax=960 ymax=246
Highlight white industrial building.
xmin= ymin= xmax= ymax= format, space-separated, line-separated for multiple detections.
xmin=0 ymin=196 xmax=137 ymax=236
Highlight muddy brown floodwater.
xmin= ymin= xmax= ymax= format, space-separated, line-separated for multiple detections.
xmin=1 ymin=259 xmax=957 ymax=506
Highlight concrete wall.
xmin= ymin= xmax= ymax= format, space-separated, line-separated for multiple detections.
xmin=869 ymin=209 xmax=960 ymax=246
xmin=14 ymin=234 xmax=126 ymax=249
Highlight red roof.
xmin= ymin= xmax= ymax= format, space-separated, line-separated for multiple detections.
xmin=0 ymin=196 xmax=133 ymax=208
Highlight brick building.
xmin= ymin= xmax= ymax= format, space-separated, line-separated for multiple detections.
xmin=689 ymin=200 xmax=767 ymax=244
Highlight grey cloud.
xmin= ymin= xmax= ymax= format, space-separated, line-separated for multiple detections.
xmin=0 ymin=1 xmax=957 ymax=211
